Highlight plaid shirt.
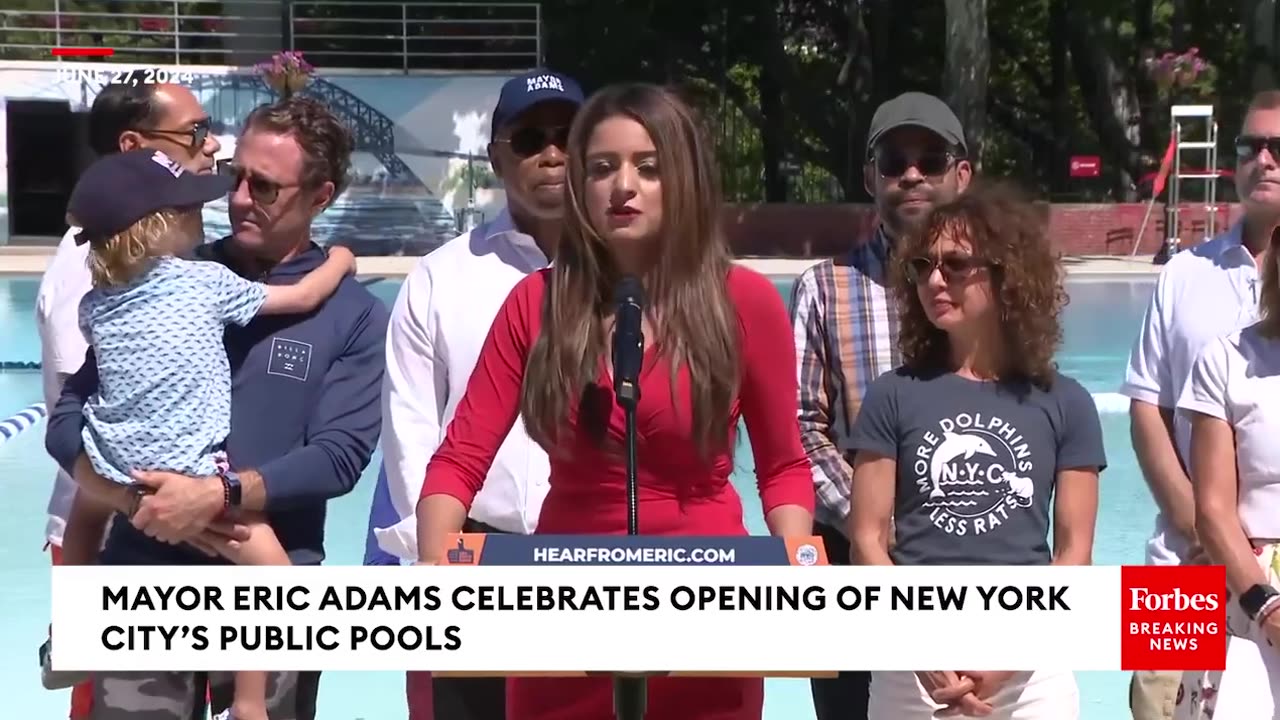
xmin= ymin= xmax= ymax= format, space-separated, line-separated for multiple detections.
xmin=790 ymin=226 xmax=901 ymax=534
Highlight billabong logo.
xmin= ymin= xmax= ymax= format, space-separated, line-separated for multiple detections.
xmin=914 ymin=413 xmax=1036 ymax=537
xmin=526 ymin=74 xmax=565 ymax=93
xmin=794 ymin=544 xmax=818 ymax=566
xmin=266 ymin=337 xmax=312 ymax=382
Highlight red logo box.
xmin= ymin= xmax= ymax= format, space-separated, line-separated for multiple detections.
xmin=1120 ymin=565 xmax=1227 ymax=671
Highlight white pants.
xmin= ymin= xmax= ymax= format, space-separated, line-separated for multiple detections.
xmin=868 ymin=670 xmax=1078 ymax=720
xmin=1175 ymin=544 xmax=1280 ymax=719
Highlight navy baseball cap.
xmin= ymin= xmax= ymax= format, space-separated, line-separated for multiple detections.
xmin=68 ymin=148 xmax=230 ymax=245
xmin=490 ymin=69 xmax=584 ymax=139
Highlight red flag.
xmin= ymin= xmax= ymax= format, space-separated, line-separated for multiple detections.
xmin=1151 ymin=136 xmax=1177 ymax=198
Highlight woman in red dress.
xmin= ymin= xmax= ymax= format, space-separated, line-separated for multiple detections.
xmin=414 ymin=82 xmax=815 ymax=720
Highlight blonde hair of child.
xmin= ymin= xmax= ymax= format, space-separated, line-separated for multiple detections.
xmin=82 ymin=208 xmax=192 ymax=288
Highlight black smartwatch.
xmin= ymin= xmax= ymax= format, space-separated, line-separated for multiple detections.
xmin=219 ymin=469 xmax=243 ymax=509
xmin=1239 ymin=583 xmax=1279 ymax=621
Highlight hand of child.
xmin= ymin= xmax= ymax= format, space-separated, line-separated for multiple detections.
xmin=326 ymin=244 xmax=357 ymax=275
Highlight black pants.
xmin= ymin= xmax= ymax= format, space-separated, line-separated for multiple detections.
xmin=809 ymin=521 xmax=871 ymax=720
xmin=432 ymin=518 xmax=510 ymax=720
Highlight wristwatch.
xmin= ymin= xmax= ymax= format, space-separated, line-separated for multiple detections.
xmin=218 ymin=469 xmax=243 ymax=510
xmin=1238 ymin=583 xmax=1279 ymax=620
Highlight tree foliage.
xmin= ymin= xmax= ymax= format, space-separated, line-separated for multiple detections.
xmin=3 ymin=0 xmax=1267 ymax=202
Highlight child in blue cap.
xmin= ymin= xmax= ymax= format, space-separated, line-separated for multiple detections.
xmin=48 ymin=147 xmax=355 ymax=720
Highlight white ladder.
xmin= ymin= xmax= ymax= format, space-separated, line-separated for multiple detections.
xmin=1166 ymin=104 xmax=1220 ymax=252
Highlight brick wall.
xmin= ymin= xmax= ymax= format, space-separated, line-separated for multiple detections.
xmin=725 ymin=202 xmax=1244 ymax=258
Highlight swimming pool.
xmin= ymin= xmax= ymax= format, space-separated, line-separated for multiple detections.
xmin=0 ymin=273 xmax=1155 ymax=720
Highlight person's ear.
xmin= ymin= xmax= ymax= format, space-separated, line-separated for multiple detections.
xmin=118 ymin=131 xmax=144 ymax=152
xmin=954 ymin=159 xmax=973 ymax=193
xmin=310 ymin=181 xmax=335 ymax=215
xmin=488 ymin=142 xmax=505 ymax=182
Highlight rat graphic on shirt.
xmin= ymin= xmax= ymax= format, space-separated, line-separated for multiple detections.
xmin=912 ymin=413 xmax=1037 ymax=536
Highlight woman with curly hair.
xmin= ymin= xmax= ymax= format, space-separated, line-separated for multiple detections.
xmin=846 ymin=180 xmax=1106 ymax=719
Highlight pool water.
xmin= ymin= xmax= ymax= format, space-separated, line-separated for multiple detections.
xmin=0 ymin=274 xmax=1155 ymax=720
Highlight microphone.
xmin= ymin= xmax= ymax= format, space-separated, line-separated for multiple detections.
xmin=612 ymin=275 xmax=645 ymax=409
xmin=610 ymin=276 xmax=648 ymax=720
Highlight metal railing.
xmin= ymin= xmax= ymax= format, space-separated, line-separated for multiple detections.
xmin=0 ymin=0 xmax=542 ymax=72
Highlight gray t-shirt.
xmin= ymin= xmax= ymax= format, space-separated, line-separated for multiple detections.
xmin=849 ymin=368 xmax=1107 ymax=566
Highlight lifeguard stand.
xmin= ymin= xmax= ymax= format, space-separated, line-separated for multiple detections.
xmin=1162 ymin=104 xmax=1220 ymax=260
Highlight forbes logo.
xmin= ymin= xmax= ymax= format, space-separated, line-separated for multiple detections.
xmin=1120 ymin=565 xmax=1226 ymax=672
xmin=1128 ymin=587 xmax=1221 ymax=612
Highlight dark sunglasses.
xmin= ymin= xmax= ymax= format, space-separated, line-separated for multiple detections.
xmin=496 ymin=125 xmax=570 ymax=157
xmin=904 ymin=254 xmax=995 ymax=284
xmin=1236 ymin=135 xmax=1280 ymax=162
xmin=217 ymin=159 xmax=285 ymax=205
xmin=139 ymin=118 xmax=212 ymax=150
xmin=873 ymin=149 xmax=956 ymax=178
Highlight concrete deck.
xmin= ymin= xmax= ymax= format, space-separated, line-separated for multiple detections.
xmin=0 ymin=246 xmax=1164 ymax=279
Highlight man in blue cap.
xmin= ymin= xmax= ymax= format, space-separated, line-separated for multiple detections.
xmin=364 ymin=68 xmax=584 ymax=720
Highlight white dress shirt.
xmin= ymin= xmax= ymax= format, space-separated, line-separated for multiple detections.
xmin=1120 ymin=222 xmax=1260 ymax=564
xmin=374 ymin=210 xmax=552 ymax=561
xmin=35 ymin=226 xmax=93 ymax=546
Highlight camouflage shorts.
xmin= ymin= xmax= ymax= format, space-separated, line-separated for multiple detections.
xmin=89 ymin=671 xmax=301 ymax=720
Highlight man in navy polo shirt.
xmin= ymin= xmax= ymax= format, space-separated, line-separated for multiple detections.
xmin=45 ymin=96 xmax=388 ymax=720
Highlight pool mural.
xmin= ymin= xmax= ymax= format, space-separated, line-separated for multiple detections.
xmin=0 ymin=61 xmax=515 ymax=254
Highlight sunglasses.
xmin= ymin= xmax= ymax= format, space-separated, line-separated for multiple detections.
xmin=904 ymin=254 xmax=994 ymax=284
xmin=873 ymin=149 xmax=956 ymax=178
xmin=217 ymin=159 xmax=286 ymax=205
xmin=496 ymin=125 xmax=570 ymax=158
xmin=1236 ymin=135 xmax=1280 ymax=162
xmin=139 ymin=118 xmax=212 ymax=150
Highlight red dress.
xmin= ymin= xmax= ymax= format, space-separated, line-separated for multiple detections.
xmin=422 ymin=266 xmax=815 ymax=720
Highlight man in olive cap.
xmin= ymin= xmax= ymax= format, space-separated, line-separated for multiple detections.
xmin=790 ymin=91 xmax=973 ymax=720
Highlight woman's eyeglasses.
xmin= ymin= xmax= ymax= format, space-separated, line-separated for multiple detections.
xmin=495 ymin=125 xmax=570 ymax=158
xmin=138 ymin=118 xmax=212 ymax=150
xmin=873 ymin=149 xmax=956 ymax=178
xmin=217 ymin=159 xmax=285 ymax=205
xmin=904 ymin=254 xmax=994 ymax=285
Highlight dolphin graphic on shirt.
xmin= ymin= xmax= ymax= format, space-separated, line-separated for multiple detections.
xmin=928 ymin=431 xmax=998 ymax=498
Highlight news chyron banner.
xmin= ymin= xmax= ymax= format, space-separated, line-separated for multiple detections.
xmin=49 ymin=535 xmax=1230 ymax=675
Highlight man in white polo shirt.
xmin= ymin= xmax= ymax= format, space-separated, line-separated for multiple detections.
xmin=1121 ymin=89 xmax=1280 ymax=719
xmin=368 ymin=68 xmax=584 ymax=720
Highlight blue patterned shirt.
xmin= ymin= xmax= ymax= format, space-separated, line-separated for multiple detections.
xmin=79 ymin=256 xmax=267 ymax=483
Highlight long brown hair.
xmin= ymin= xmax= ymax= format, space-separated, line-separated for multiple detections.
xmin=1260 ymin=231 xmax=1280 ymax=338
xmin=894 ymin=180 xmax=1067 ymax=389
xmin=520 ymin=83 xmax=740 ymax=457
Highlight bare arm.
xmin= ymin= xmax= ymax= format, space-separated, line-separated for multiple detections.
xmin=61 ymin=454 xmax=138 ymax=565
xmin=1130 ymin=399 xmax=1197 ymax=547
xmin=416 ymin=495 xmax=470 ymax=564
xmin=1052 ymin=468 xmax=1099 ymax=565
xmin=848 ymin=453 xmax=896 ymax=566
xmin=1190 ymin=411 xmax=1268 ymax=594
xmin=259 ymin=246 xmax=357 ymax=315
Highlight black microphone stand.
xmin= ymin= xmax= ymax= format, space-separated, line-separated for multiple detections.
xmin=613 ymin=318 xmax=646 ymax=720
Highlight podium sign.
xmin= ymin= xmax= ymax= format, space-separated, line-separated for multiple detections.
xmin=437 ymin=534 xmax=833 ymax=678
xmin=440 ymin=534 xmax=831 ymax=567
